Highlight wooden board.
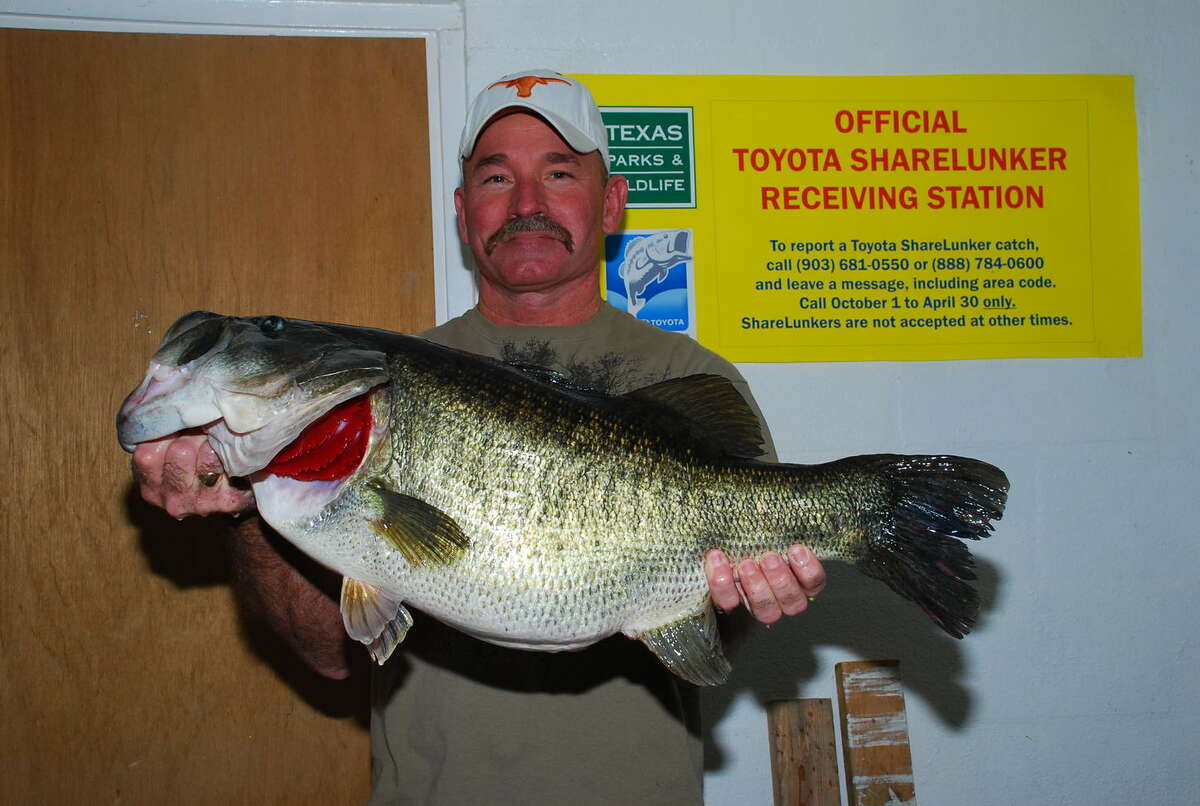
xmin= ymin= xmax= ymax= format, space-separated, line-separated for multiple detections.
xmin=0 ymin=28 xmax=433 ymax=804
xmin=835 ymin=660 xmax=917 ymax=805
xmin=767 ymin=698 xmax=841 ymax=806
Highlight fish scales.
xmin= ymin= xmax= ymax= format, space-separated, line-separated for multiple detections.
xmin=117 ymin=312 xmax=1009 ymax=684
xmin=380 ymin=351 xmax=851 ymax=636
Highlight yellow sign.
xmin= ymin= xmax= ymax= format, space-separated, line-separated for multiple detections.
xmin=580 ymin=74 xmax=1141 ymax=362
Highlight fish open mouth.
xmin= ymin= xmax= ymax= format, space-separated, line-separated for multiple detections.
xmin=119 ymin=371 xmax=384 ymax=481
xmin=188 ymin=383 xmax=386 ymax=481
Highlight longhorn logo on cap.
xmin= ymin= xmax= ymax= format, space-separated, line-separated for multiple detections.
xmin=488 ymin=75 xmax=572 ymax=98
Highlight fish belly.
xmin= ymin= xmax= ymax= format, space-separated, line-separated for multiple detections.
xmin=254 ymin=470 xmax=708 ymax=650
xmin=380 ymin=522 xmax=713 ymax=650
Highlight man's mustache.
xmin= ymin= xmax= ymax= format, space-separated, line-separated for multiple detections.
xmin=484 ymin=214 xmax=575 ymax=255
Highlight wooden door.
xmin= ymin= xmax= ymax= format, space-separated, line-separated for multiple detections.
xmin=0 ymin=29 xmax=433 ymax=803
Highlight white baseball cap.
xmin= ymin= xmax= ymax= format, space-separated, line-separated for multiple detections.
xmin=459 ymin=69 xmax=610 ymax=165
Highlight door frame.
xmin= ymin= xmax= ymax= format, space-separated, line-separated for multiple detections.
xmin=0 ymin=0 xmax=471 ymax=325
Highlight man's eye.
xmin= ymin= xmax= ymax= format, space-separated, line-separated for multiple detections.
xmin=548 ymin=170 xmax=573 ymax=179
xmin=482 ymin=174 xmax=509 ymax=184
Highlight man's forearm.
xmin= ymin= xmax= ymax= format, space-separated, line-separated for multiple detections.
xmin=226 ymin=517 xmax=352 ymax=679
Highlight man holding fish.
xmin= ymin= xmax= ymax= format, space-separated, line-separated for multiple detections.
xmin=132 ymin=69 xmax=826 ymax=805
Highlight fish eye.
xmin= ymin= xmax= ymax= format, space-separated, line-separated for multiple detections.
xmin=259 ymin=316 xmax=286 ymax=336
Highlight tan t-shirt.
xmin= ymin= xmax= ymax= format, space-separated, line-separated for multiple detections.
xmin=368 ymin=304 xmax=774 ymax=806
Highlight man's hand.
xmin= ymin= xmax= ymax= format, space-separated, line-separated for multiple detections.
xmin=131 ymin=433 xmax=254 ymax=518
xmin=705 ymin=546 xmax=826 ymax=625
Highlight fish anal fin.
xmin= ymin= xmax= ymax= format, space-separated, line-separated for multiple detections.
xmin=635 ymin=605 xmax=731 ymax=686
xmin=368 ymin=482 xmax=470 ymax=566
xmin=340 ymin=577 xmax=413 ymax=665
xmin=624 ymin=374 xmax=764 ymax=459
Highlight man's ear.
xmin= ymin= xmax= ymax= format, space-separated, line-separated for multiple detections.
xmin=453 ymin=186 xmax=468 ymax=245
xmin=601 ymin=174 xmax=629 ymax=234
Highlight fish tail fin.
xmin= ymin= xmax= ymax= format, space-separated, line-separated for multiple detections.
xmin=853 ymin=454 xmax=1008 ymax=638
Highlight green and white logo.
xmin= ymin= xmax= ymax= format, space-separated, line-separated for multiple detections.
xmin=600 ymin=107 xmax=695 ymax=208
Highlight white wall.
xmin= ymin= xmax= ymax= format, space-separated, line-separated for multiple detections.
xmin=7 ymin=1 xmax=1196 ymax=802
xmin=466 ymin=2 xmax=1200 ymax=804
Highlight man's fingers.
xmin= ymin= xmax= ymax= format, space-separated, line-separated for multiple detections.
xmin=709 ymin=546 xmax=828 ymax=623
xmin=704 ymin=549 xmax=742 ymax=612
xmin=788 ymin=545 xmax=827 ymax=598
xmin=131 ymin=433 xmax=252 ymax=518
xmin=162 ymin=436 xmax=201 ymax=486
xmin=190 ymin=439 xmax=254 ymax=513
xmin=195 ymin=439 xmax=224 ymax=478
xmin=131 ymin=439 xmax=170 ymax=507
xmin=187 ymin=476 xmax=252 ymax=516
xmin=159 ymin=437 xmax=203 ymax=517
xmin=761 ymin=551 xmax=809 ymax=617
xmin=738 ymin=560 xmax=783 ymax=625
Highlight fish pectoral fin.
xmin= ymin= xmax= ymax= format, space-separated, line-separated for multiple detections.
xmin=368 ymin=482 xmax=470 ymax=566
xmin=340 ymin=577 xmax=413 ymax=665
xmin=635 ymin=605 xmax=731 ymax=686
xmin=623 ymin=375 xmax=765 ymax=460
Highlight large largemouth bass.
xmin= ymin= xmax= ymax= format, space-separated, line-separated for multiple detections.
xmin=117 ymin=311 xmax=1008 ymax=685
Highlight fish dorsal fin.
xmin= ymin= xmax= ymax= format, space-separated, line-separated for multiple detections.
xmin=368 ymin=481 xmax=471 ymax=566
xmin=340 ymin=578 xmax=413 ymax=665
xmin=623 ymin=374 xmax=765 ymax=459
xmin=636 ymin=604 xmax=731 ymax=686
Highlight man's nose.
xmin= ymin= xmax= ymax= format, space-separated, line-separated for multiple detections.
xmin=509 ymin=178 xmax=547 ymax=217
